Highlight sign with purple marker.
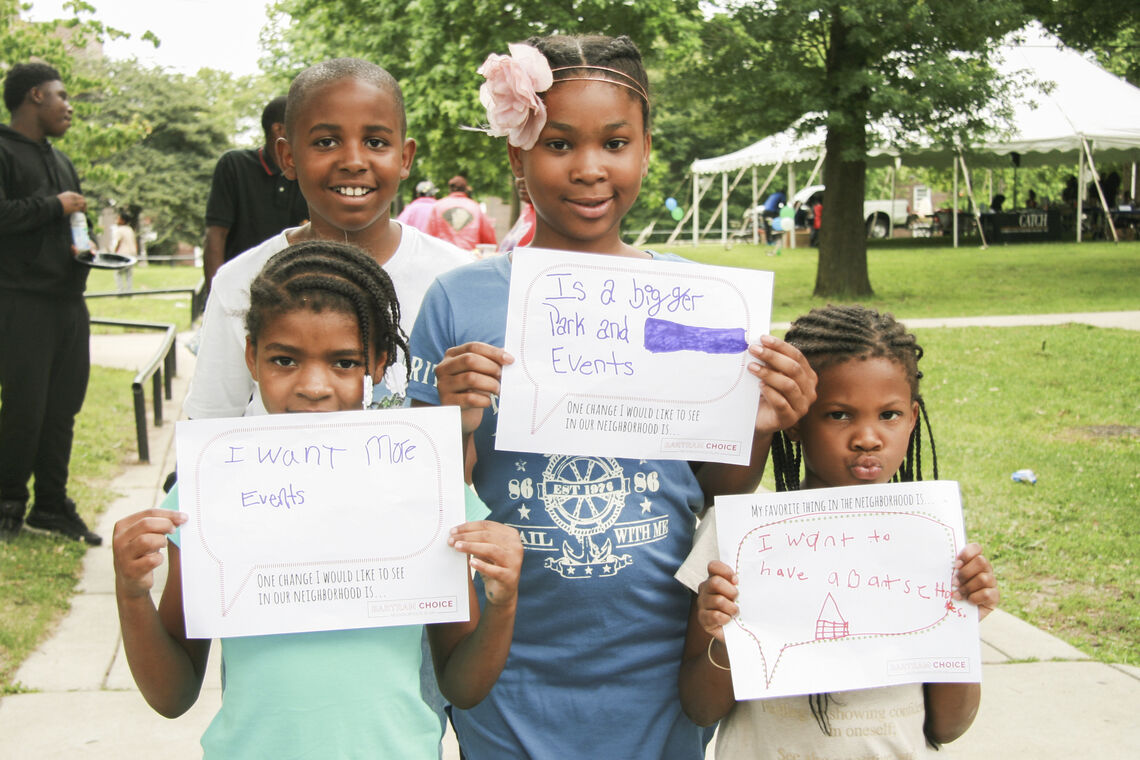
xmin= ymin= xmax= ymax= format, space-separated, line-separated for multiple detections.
xmin=496 ymin=247 xmax=774 ymax=465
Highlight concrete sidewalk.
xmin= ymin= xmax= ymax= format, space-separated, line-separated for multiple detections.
xmin=1 ymin=315 xmax=1138 ymax=758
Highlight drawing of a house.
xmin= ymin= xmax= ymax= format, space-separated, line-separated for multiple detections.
xmin=814 ymin=593 xmax=850 ymax=640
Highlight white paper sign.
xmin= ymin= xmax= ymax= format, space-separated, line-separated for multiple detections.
xmin=714 ymin=481 xmax=981 ymax=699
xmin=496 ymin=247 xmax=774 ymax=465
xmin=175 ymin=407 xmax=469 ymax=639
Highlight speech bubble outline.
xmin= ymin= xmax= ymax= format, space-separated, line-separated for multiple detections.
xmin=726 ymin=510 xmax=961 ymax=692
xmin=514 ymin=260 xmax=766 ymax=434
xmin=185 ymin=418 xmax=449 ymax=619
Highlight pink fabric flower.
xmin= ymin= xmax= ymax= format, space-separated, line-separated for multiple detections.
xmin=478 ymin=43 xmax=553 ymax=150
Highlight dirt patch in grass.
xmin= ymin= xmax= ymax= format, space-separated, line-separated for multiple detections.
xmin=1075 ymin=425 xmax=1140 ymax=439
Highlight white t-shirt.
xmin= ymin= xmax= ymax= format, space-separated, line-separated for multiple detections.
xmin=676 ymin=508 xmax=939 ymax=760
xmin=184 ymin=222 xmax=472 ymax=419
xmin=111 ymin=223 xmax=137 ymax=255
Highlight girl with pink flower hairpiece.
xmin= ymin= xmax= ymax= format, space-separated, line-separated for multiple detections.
xmin=408 ymin=33 xmax=816 ymax=760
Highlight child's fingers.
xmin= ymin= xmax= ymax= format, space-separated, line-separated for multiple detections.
xmin=953 ymin=544 xmax=1000 ymax=620
xmin=696 ymin=585 xmax=739 ymax=637
xmin=451 ymin=522 xmax=523 ymax=607
xmin=435 ymin=349 xmax=510 ymax=416
xmin=449 ymin=522 xmax=524 ymax=569
xmin=112 ymin=509 xmax=185 ymax=550
xmin=706 ymin=560 xmax=738 ymax=585
xmin=747 ymin=336 xmax=817 ymax=430
xmin=112 ymin=510 xmax=183 ymax=596
xmin=954 ymin=543 xmax=993 ymax=588
xmin=698 ymin=573 xmax=739 ymax=604
xmin=440 ymin=342 xmax=514 ymax=375
xmin=964 ymin=585 xmax=1000 ymax=621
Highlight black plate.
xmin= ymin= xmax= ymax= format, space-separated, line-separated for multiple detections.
xmin=76 ymin=251 xmax=137 ymax=270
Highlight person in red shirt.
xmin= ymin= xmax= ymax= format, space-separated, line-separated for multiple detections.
xmin=426 ymin=175 xmax=497 ymax=251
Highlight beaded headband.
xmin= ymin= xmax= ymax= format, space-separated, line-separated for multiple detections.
xmin=477 ymin=44 xmax=649 ymax=150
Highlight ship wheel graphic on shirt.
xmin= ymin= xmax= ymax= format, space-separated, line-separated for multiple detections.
xmin=537 ymin=455 xmax=632 ymax=579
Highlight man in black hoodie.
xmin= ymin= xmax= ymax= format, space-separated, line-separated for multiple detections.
xmin=0 ymin=62 xmax=101 ymax=545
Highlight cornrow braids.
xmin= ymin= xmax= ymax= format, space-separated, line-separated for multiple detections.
xmin=246 ymin=241 xmax=409 ymax=388
xmin=770 ymin=304 xmax=939 ymax=493
xmin=527 ymin=34 xmax=651 ymax=129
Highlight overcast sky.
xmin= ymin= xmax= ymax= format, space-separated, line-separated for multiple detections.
xmin=26 ymin=0 xmax=272 ymax=77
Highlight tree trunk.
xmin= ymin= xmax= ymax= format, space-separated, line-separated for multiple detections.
xmin=815 ymin=126 xmax=872 ymax=298
xmin=814 ymin=10 xmax=874 ymax=299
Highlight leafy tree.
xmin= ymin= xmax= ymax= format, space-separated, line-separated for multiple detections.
xmin=674 ymin=2 xmax=1030 ymax=297
xmin=5 ymin=2 xmax=279 ymax=254
xmin=262 ymin=0 xmax=703 ymax=207
xmin=2 ymin=0 xmax=146 ymax=186
xmin=79 ymin=60 xmax=236 ymax=256
xmin=1027 ymin=0 xmax=1140 ymax=86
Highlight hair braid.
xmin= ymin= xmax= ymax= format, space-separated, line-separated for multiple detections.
xmin=246 ymin=241 xmax=409 ymax=388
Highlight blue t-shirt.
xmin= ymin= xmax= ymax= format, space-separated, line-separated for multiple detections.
xmin=762 ymin=191 xmax=786 ymax=214
xmin=408 ymin=252 xmax=707 ymax=760
xmin=163 ymin=483 xmax=488 ymax=759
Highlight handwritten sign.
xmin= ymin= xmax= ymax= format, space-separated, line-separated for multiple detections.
xmin=174 ymin=407 xmax=469 ymax=639
xmin=714 ymin=481 xmax=981 ymax=699
xmin=496 ymin=247 xmax=774 ymax=464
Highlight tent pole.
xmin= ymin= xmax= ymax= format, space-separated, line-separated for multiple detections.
xmin=884 ymin=161 xmax=893 ymax=239
xmin=1082 ymin=138 xmax=1119 ymax=242
xmin=1132 ymin=163 xmax=1137 ymax=202
xmin=959 ymin=153 xmax=988 ymax=248
xmin=692 ymin=172 xmax=699 ymax=246
xmin=701 ymin=168 xmax=748 ymax=239
xmin=721 ymin=172 xmax=729 ymax=248
xmin=755 ymin=163 xmax=781 ymax=245
xmin=1077 ymin=148 xmax=1084 ymax=242
xmin=953 ymin=156 xmax=959 ymax=248
xmin=751 ymin=167 xmax=759 ymax=245
xmin=805 ymin=153 xmax=825 ymax=188
xmin=787 ymin=164 xmax=796 ymax=249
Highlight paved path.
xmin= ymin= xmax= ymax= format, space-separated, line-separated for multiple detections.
xmin=1 ymin=314 xmax=1137 ymax=758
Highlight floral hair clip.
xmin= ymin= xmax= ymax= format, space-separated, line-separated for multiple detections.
xmin=478 ymin=43 xmax=554 ymax=151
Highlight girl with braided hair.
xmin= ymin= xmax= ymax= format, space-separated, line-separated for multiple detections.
xmin=112 ymin=241 xmax=523 ymax=759
xmin=677 ymin=304 xmax=1000 ymax=760
xmin=409 ymin=33 xmax=816 ymax=759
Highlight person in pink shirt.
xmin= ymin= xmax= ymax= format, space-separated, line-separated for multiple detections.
xmin=395 ymin=179 xmax=439 ymax=232
xmin=426 ymin=175 xmax=497 ymax=250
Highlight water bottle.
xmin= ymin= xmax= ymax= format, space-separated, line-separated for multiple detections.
xmin=70 ymin=211 xmax=91 ymax=253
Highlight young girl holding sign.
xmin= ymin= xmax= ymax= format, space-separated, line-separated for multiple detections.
xmin=112 ymin=241 xmax=522 ymax=759
xmin=676 ymin=304 xmax=1000 ymax=759
xmin=407 ymin=35 xmax=816 ymax=759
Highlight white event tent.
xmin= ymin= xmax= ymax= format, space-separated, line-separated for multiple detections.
xmin=680 ymin=23 xmax=1140 ymax=247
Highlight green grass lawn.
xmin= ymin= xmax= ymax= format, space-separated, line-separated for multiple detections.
xmin=0 ymin=365 xmax=135 ymax=692
xmin=682 ymin=239 xmax=1140 ymax=322
xmin=893 ymin=325 xmax=1136 ymax=664
xmin=85 ymin=263 xmax=203 ymax=329
xmin=0 ymin=241 xmax=1137 ymax=694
